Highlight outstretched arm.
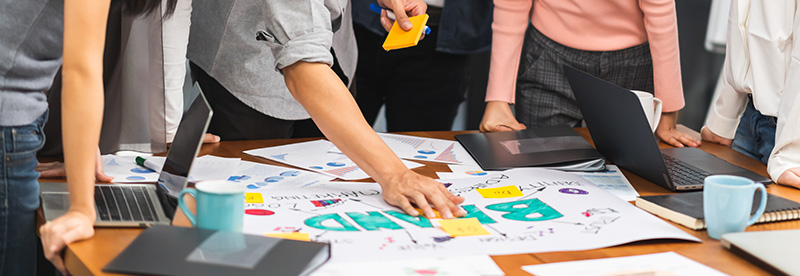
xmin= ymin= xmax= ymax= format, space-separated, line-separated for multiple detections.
xmin=283 ymin=62 xmax=465 ymax=218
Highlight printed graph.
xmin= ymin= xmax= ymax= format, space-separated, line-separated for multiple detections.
xmin=384 ymin=134 xmax=426 ymax=149
xmin=324 ymin=166 xmax=361 ymax=178
xmin=433 ymin=144 xmax=460 ymax=163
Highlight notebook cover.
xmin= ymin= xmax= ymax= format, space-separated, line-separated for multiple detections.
xmin=635 ymin=191 xmax=800 ymax=230
xmin=104 ymin=225 xmax=330 ymax=276
xmin=454 ymin=125 xmax=605 ymax=171
xmin=382 ymin=14 xmax=429 ymax=51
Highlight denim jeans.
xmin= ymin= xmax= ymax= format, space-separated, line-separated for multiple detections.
xmin=732 ymin=97 xmax=776 ymax=165
xmin=0 ymin=112 xmax=46 ymax=276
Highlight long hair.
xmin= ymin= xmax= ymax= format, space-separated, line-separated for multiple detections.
xmin=121 ymin=0 xmax=178 ymax=18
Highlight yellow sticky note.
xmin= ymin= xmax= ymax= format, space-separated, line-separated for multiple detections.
xmin=264 ymin=232 xmax=311 ymax=241
xmin=414 ymin=208 xmax=442 ymax=219
xmin=382 ymin=14 xmax=429 ymax=51
xmin=439 ymin=217 xmax=490 ymax=237
xmin=245 ymin=193 xmax=264 ymax=204
xmin=476 ymin=185 xmax=523 ymax=198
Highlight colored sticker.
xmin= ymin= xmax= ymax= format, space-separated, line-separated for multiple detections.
xmin=559 ymin=188 xmax=589 ymax=195
xmin=264 ymin=232 xmax=311 ymax=241
xmin=414 ymin=208 xmax=442 ymax=219
xmin=438 ymin=218 xmax=490 ymax=237
xmin=245 ymin=209 xmax=274 ymax=216
xmin=245 ymin=193 xmax=264 ymax=204
xmin=465 ymin=171 xmax=488 ymax=176
xmin=476 ymin=185 xmax=523 ymax=198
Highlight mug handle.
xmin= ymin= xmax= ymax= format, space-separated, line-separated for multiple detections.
xmin=652 ymin=97 xmax=663 ymax=129
xmin=746 ymin=183 xmax=768 ymax=226
xmin=178 ymin=188 xmax=199 ymax=227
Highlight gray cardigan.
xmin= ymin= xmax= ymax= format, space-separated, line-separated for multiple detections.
xmin=187 ymin=0 xmax=357 ymax=120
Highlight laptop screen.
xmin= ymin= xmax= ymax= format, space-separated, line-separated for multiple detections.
xmin=157 ymin=93 xmax=213 ymax=198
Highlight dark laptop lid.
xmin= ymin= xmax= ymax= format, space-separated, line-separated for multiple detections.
xmin=563 ymin=66 xmax=674 ymax=190
xmin=156 ymin=93 xmax=213 ymax=217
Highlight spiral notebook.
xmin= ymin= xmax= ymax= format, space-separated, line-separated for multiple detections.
xmin=635 ymin=191 xmax=800 ymax=230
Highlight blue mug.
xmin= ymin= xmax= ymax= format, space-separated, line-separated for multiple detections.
xmin=178 ymin=181 xmax=245 ymax=232
xmin=703 ymin=175 xmax=767 ymax=239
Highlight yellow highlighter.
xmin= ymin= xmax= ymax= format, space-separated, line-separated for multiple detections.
xmin=382 ymin=14 xmax=430 ymax=51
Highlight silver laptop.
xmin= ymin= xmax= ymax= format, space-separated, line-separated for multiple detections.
xmin=564 ymin=66 xmax=771 ymax=191
xmin=40 ymin=93 xmax=213 ymax=227
xmin=722 ymin=230 xmax=800 ymax=275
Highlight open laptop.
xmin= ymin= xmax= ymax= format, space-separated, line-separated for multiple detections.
xmin=40 ymin=93 xmax=213 ymax=227
xmin=721 ymin=230 xmax=800 ymax=275
xmin=564 ymin=66 xmax=771 ymax=191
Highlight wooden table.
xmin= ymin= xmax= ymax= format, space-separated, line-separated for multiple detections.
xmin=58 ymin=130 xmax=800 ymax=275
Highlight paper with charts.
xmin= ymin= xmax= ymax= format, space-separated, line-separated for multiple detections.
xmin=228 ymin=161 xmax=335 ymax=190
xmin=244 ymin=140 xmax=423 ymax=180
xmin=242 ymin=168 xmax=699 ymax=263
xmin=329 ymin=133 xmax=479 ymax=166
xmin=102 ymin=155 xmax=240 ymax=183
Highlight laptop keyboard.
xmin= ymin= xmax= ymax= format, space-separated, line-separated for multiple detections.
xmin=95 ymin=186 xmax=158 ymax=222
xmin=662 ymin=154 xmax=711 ymax=187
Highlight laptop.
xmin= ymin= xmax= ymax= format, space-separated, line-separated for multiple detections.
xmin=40 ymin=93 xmax=213 ymax=227
xmin=563 ymin=66 xmax=771 ymax=191
xmin=721 ymin=230 xmax=800 ymax=275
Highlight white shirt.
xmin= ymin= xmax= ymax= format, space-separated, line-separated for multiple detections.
xmin=705 ymin=0 xmax=800 ymax=182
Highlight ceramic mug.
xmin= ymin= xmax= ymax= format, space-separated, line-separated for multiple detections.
xmin=178 ymin=180 xmax=245 ymax=232
xmin=631 ymin=90 xmax=662 ymax=132
xmin=703 ymin=175 xmax=767 ymax=239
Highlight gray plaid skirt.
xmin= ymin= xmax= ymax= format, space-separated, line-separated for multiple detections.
xmin=515 ymin=24 xmax=655 ymax=127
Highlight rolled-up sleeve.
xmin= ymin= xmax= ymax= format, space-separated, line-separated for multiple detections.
xmin=259 ymin=0 xmax=336 ymax=71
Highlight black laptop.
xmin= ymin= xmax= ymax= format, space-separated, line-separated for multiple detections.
xmin=564 ymin=66 xmax=771 ymax=191
xmin=40 ymin=93 xmax=213 ymax=227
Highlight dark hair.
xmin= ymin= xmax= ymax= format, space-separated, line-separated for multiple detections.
xmin=121 ymin=0 xmax=178 ymax=18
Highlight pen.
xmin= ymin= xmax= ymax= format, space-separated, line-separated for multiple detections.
xmin=135 ymin=156 xmax=160 ymax=172
xmin=369 ymin=3 xmax=431 ymax=35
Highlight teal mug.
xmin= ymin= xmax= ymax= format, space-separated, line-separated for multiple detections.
xmin=178 ymin=181 xmax=245 ymax=232
xmin=703 ymin=175 xmax=767 ymax=239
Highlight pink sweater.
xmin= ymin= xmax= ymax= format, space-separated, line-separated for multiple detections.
xmin=485 ymin=0 xmax=685 ymax=112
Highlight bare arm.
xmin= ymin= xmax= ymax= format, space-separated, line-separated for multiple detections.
xmin=39 ymin=0 xmax=110 ymax=274
xmin=283 ymin=62 xmax=464 ymax=219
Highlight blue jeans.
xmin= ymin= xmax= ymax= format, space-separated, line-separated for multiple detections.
xmin=732 ymin=97 xmax=776 ymax=165
xmin=0 ymin=112 xmax=46 ymax=276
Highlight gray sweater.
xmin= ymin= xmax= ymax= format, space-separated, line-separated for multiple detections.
xmin=0 ymin=0 xmax=62 ymax=126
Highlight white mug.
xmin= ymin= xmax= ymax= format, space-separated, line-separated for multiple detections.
xmin=631 ymin=90 xmax=662 ymax=132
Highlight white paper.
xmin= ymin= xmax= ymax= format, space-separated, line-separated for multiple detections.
xmin=447 ymin=164 xmax=638 ymax=202
xmin=244 ymin=140 xmax=423 ymax=180
xmin=102 ymin=155 xmax=166 ymax=182
xmin=228 ymin=161 xmax=334 ymax=190
xmin=242 ymin=168 xmax=699 ymax=264
xmin=522 ymin=252 xmax=728 ymax=276
xmin=313 ymin=258 xmax=483 ymax=276
xmin=571 ymin=165 xmax=639 ymax=202
xmin=329 ymin=133 xmax=480 ymax=167
xmin=188 ymin=155 xmax=241 ymax=182
xmin=102 ymin=155 xmax=240 ymax=183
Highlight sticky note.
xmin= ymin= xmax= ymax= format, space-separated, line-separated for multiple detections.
xmin=439 ymin=217 xmax=490 ymax=237
xmin=382 ymin=14 xmax=429 ymax=51
xmin=476 ymin=185 xmax=523 ymax=198
xmin=245 ymin=193 xmax=264 ymax=204
xmin=414 ymin=208 xmax=442 ymax=218
xmin=265 ymin=232 xmax=311 ymax=241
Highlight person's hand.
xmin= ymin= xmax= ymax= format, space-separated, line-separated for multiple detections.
xmin=777 ymin=168 xmax=800 ymax=189
xmin=376 ymin=0 xmax=427 ymax=32
xmin=654 ymin=112 xmax=700 ymax=148
xmin=380 ymin=170 xmax=466 ymax=219
xmin=480 ymin=101 xmax=526 ymax=132
xmin=37 ymin=147 xmax=113 ymax=182
xmin=39 ymin=210 xmax=96 ymax=275
xmin=700 ymin=126 xmax=732 ymax=147
xmin=202 ymin=133 xmax=220 ymax=144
